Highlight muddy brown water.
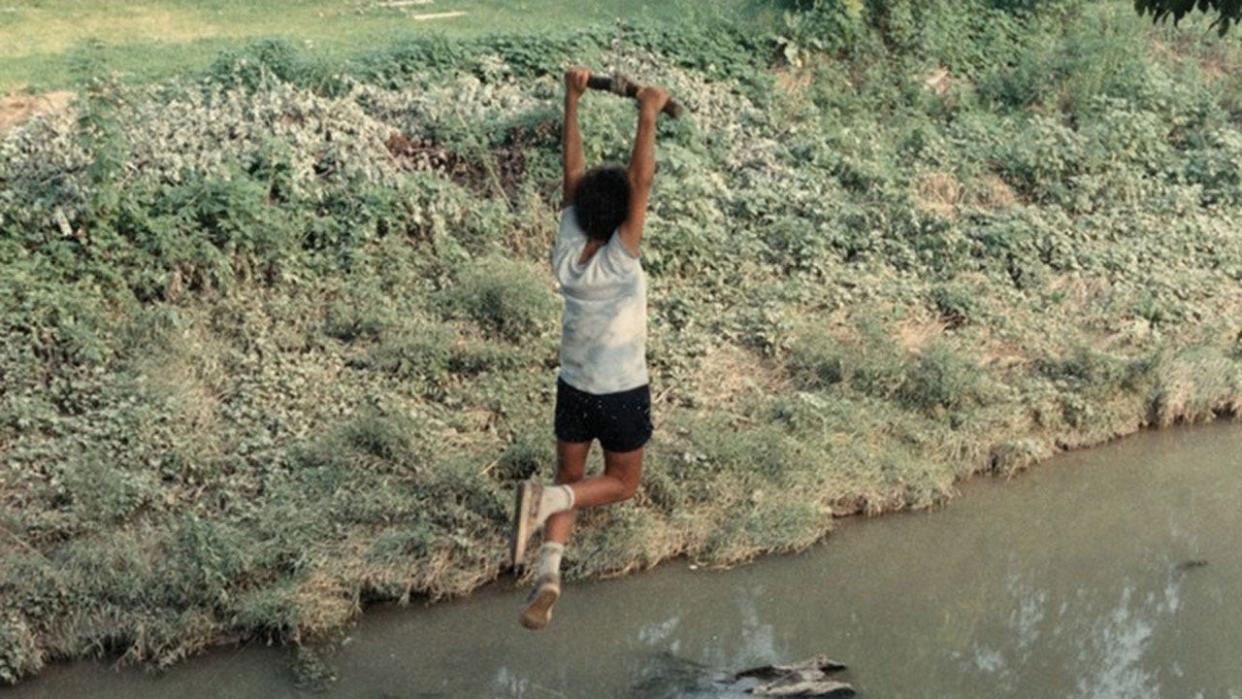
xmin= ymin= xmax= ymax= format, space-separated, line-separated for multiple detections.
xmin=9 ymin=423 xmax=1242 ymax=698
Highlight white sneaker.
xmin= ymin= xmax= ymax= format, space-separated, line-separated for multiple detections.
xmin=519 ymin=573 xmax=561 ymax=630
xmin=509 ymin=480 xmax=543 ymax=570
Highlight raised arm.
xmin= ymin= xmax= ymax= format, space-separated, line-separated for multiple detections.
xmin=617 ymin=85 xmax=670 ymax=257
xmin=561 ymin=67 xmax=589 ymax=208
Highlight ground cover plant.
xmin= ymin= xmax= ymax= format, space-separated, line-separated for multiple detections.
xmin=3 ymin=0 xmax=1242 ymax=685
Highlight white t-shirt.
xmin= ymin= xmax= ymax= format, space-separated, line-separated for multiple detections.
xmin=551 ymin=206 xmax=648 ymax=395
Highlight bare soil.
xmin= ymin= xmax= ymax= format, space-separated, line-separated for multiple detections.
xmin=0 ymin=90 xmax=74 ymax=132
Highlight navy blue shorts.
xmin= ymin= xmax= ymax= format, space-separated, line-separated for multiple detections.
xmin=554 ymin=377 xmax=653 ymax=453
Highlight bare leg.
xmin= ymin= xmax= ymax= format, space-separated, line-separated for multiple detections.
xmin=567 ymin=446 xmax=644 ymax=508
xmin=544 ymin=440 xmax=590 ymax=545
xmin=543 ymin=444 xmax=645 ymax=545
xmin=521 ymin=442 xmax=643 ymax=629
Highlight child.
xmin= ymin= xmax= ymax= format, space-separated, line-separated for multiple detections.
xmin=509 ymin=66 xmax=670 ymax=630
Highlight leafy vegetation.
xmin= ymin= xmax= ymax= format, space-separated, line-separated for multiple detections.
xmin=3 ymin=0 xmax=1242 ymax=685
xmin=1136 ymin=0 xmax=1242 ymax=34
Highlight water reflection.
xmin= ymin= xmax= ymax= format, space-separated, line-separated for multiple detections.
xmin=941 ymin=557 xmax=1193 ymax=698
xmin=1074 ymin=585 xmax=1161 ymax=698
xmin=609 ymin=532 xmax=1207 ymax=698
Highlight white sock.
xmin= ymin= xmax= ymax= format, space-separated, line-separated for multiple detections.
xmin=535 ymin=542 xmax=564 ymax=580
xmin=535 ymin=484 xmax=575 ymax=529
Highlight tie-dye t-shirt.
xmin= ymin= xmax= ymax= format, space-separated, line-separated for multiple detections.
xmin=550 ymin=206 xmax=648 ymax=395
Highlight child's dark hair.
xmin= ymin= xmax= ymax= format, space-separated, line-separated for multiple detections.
xmin=573 ymin=165 xmax=630 ymax=241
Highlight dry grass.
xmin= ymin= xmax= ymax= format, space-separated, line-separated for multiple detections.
xmin=775 ymin=64 xmax=816 ymax=95
xmin=914 ymin=171 xmax=964 ymax=219
xmin=143 ymin=357 xmax=220 ymax=436
xmin=967 ymin=174 xmax=1018 ymax=210
xmin=1148 ymin=35 xmax=1242 ymax=86
xmin=980 ymin=337 xmax=1033 ymax=371
xmin=1198 ymin=54 xmax=1231 ymax=83
xmin=687 ymin=341 xmax=790 ymax=409
xmin=290 ymin=572 xmax=359 ymax=641
xmin=897 ymin=317 xmax=947 ymax=354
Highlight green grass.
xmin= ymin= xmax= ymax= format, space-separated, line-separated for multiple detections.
xmin=0 ymin=0 xmax=771 ymax=91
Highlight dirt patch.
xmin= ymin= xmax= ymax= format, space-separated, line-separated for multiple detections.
xmin=410 ymin=11 xmax=466 ymax=21
xmin=923 ymin=66 xmax=952 ymax=96
xmin=386 ymin=132 xmax=484 ymax=185
xmin=0 ymin=90 xmax=74 ymax=132
xmin=386 ymin=121 xmax=554 ymax=202
xmin=494 ymin=118 xmax=558 ymax=197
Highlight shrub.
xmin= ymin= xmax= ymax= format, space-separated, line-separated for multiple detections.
xmin=162 ymin=515 xmax=254 ymax=609
xmin=207 ymin=38 xmax=331 ymax=91
xmin=774 ymin=0 xmax=867 ymax=65
xmin=493 ymin=432 xmax=552 ymax=482
xmin=0 ymin=616 xmax=43 ymax=685
xmin=323 ymin=300 xmax=387 ymax=342
xmin=897 ymin=341 xmax=987 ymax=413
xmin=787 ymin=324 xmax=847 ymax=389
xmin=57 ymin=455 xmax=154 ymax=526
xmin=362 ymin=325 xmax=455 ymax=383
xmin=285 ymin=410 xmax=430 ymax=491
xmin=230 ymin=582 xmax=302 ymax=641
xmin=847 ymin=322 xmax=911 ymax=401
xmin=929 ymin=283 xmax=979 ymax=327
xmin=443 ymin=257 xmax=555 ymax=340
xmin=338 ymin=412 xmax=422 ymax=463
xmin=1036 ymin=345 xmax=1128 ymax=390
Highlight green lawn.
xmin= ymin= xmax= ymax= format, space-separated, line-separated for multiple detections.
xmin=0 ymin=0 xmax=771 ymax=92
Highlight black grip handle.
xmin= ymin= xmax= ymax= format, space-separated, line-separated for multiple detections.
xmin=586 ymin=73 xmax=685 ymax=119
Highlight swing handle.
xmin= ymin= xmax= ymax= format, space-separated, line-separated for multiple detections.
xmin=587 ymin=73 xmax=685 ymax=119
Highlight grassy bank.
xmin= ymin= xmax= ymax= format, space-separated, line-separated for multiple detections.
xmin=3 ymin=0 xmax=1242 ymax=686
